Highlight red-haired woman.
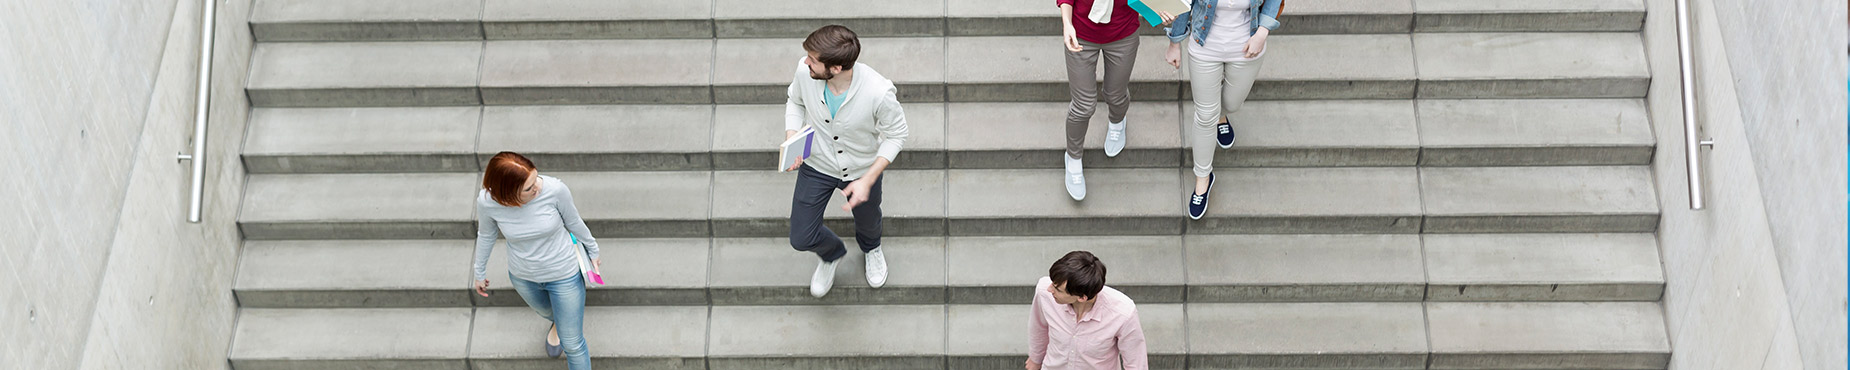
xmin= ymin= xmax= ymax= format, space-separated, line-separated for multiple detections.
xmin=470 ymin=152 xmax=599 ymax=369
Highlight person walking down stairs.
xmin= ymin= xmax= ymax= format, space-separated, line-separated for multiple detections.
xmin=471 ymin=152 xmax=602 ymax=370
xmin=781 ymin=25 xmax=911 ymax=298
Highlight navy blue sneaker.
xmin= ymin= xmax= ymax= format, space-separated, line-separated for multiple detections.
xmin=1188 ymin=173 xmax=1214 ymax=220
xmin=1216 ymin=122 xmax=1236 ymax=148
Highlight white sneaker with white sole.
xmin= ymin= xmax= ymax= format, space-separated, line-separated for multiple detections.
xmin=810 ymin=258 xmax=838 ymax=297
xmin=865 ymin=247 xmax=888 ymax=288
xmin=1104 ymin=119 xmax=1127 ymax=157
xmin=1064 ymin=153 xmax=1086 ymax=201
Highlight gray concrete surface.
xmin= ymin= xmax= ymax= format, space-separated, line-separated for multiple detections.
xmin=479 ymin=39 xmax=713 ymax=105
xmin=1243 ymin=34 xmax=1418 ymax=100
xmin=1426 ymin=302 xmax=1670 ymax=369
xmin=707 ymin=305 xmax=946 ymax=369
xmin=228 ymin=308 xmax=474 ymax=369
xmin=247 ymin=42 xmax=483 ymax=106
xmin=1424 ymin=233 xmax=1665 ymax=301
xmin=1191 ymin=167 xmax=1424 ymax=234
xmin=468 ymin=306 xmax=708 ymax=370
xmin=1184 ymin=235 xmax=1426 ymax=302
xmin=250 ymin=0 xmax=483 ymax=41
xmin=1220 ymin=100 xmax=1420 ymax=168
xmin=1414 ymin=32 xmax=1649 ymax=98
xmin=1414 ymin=0 xmax=1644 ymax=32
xmin=234 ymin=240 xmax=473 ymax=308
xmin=945 ymin=102 xmax=1183 ymax=169
xmin=1187 ymin=302 xmax=1430 ymax=369
xmin=243 ymin=107 xmax=482 ymax=173
xmin=1416 ymin=99 xmax=1655 ymax=166
xmin=947 ymin=168 xmax=1184 ymax=235
xmin=1 ymin=0 xmax=255 ymax=367
xmin=1639 ymin=0 xmax=1848 ymax=368
xmin=483 ymin=0 xmax=714 ymax=40
xmin=547 ymin=171 xmax=715 ymax=237
xmin=244 ymin=0 xmax=1657 ymax=42
xmin=478 ymin=105 xmax=715 ymax=171
xmin=1698 ymin=0 xmax=1849 ymax=368
xmin=1420 ymin=166 xmax=1660 ymax=233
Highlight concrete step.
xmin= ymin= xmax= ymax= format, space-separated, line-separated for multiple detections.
xmin=249 ymin=0 xmax=1645 ymax=42
xmin=1413 ymin=32 xmax=1650 ymax=98
xmin=1426 ymin=302 xmax=1670 ymax=369
xmin=1424 ymin=233 xmax=1665 ymax=302
xmin=1188 ymin=302 xmax=1430 ymax=368
xmin=231 ymin=233 xmax=1662 ymax=308
xmin=238 ymin=166 xmax=1658 ymax=239
xmin=242 ymin=99 xmax=1654 ymax=174
xmin=1420 ymin=165 xmax=1660 ymax=233
xmin=228 ymin=302 xmax=1666 ymax=370
xmin=246 ymin=33 xmax=1647 ymax=107
xmin=228 ymin=308 xmax=476 ymax=370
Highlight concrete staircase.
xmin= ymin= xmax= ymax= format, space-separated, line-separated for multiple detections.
xmin=226 ymin=0 xmax=1673 ymax=369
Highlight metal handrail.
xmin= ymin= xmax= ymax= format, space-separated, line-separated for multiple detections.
xmin=1675 ymin=0 xmax=1715 ymax=210
xmin=178 ymin=0 xmax=216 ymax=223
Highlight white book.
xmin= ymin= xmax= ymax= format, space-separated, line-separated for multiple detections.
xmin=779 ymin=126 xmax=817 ymax=172
xmin=570 ymin=234 xmax=603 ymax=285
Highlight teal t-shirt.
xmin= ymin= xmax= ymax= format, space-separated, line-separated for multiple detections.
xmin=824 ymin=85 xmax=847 ymax=118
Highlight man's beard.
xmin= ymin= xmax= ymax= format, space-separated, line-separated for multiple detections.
xmin=809 ymin=68 xmax=835 ymax=81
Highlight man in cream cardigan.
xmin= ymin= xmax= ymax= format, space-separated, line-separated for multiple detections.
xmin=782 ymin=25 xmax=910 ymax=298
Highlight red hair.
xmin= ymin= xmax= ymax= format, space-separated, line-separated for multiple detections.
xmin=483 ymin=152 xmax=537 ymax=207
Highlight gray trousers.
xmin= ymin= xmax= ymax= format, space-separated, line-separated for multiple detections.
xmin=1065 ymin=35 xmax=1140 ymax=159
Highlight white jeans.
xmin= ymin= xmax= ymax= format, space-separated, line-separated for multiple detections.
xmin=1186 ymin=50 xmax=1264 ymax=178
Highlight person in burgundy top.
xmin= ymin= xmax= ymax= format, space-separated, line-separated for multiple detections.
xmin=1027 ymin=251 xmax=1149 ymax=370
xmin=1057 ymin=0 xmax=1171 ymax=201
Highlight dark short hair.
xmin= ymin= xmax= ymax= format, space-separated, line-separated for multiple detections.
xmin=802 ymin=25 xmax=859 ymax=70
xmin=483 ymin=152 xmax=537 ymax=207
xmin=1049 ymin=251 xmax=1106 ymax=300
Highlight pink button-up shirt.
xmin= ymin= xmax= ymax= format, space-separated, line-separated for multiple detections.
xmin=1029 ymin=276 xmax=1149 ymax=370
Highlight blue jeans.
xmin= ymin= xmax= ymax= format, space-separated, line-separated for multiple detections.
xmin=510 ymin=273 xmax=591 ymax=370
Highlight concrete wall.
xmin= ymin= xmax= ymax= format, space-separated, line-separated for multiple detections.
xmin=0 ymin=0 xmax=255 ymax=368
xmin=1641 ymin=0 xmax=1848 ymax=368
xmin=1704 ymin=1 xmax=1850 ymax=369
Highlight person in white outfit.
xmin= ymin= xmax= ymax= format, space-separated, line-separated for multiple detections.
xmin=1164 ymin=0 xmax=1283 ymax=219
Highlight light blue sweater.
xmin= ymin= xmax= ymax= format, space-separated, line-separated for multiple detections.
xmin=473 ymin=175 xmax=600 ymax=283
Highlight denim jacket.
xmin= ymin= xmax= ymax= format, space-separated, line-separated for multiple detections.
xmin=1164 ymin=0 xmax=1283 ymax=45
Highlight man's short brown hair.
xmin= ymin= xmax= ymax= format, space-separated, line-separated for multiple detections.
xmin=803 ymin=25 xmax=859 ymax=70
xmin=1049 ymin=251 xmax=1106 ymax=300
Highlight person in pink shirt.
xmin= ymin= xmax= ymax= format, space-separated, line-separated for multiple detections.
xmin=1027 ymin=251 xmax=1149 ymax=370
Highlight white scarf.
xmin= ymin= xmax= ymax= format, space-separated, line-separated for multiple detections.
xmin=1088 ymin=0 xmax=1114 ymax=24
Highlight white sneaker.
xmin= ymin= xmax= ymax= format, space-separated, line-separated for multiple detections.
xmin=810 ymin=259 xmax=838 ymax=298
xmin=1064 ymin=154 xmax=1086 ymax=201
xmin=1104 ymin=119 xmax=1127 ymax=157
xmin=865 ymin=247 xmax=888 ymax=288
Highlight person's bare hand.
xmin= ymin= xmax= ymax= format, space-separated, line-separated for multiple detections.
xmin=1244 ymin=29 xmax=1269 ymax=58
xmin=474 ymin=279 xmax=491 ymax=297
xmin=1062 ymin=25 xmax=1083 ymax=52
xmin=840 ymin=177 xmax=874 ymax=212
xmin=1025 ymin=360 xmax=1042 ymax=370
xmin=593 ymin=258 xmax=602 ymax=275
xmin=1166 ymin=43 xmax=1182 ymax=68
xmin=1156 ymin=10 xmax=1177 ymax=24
